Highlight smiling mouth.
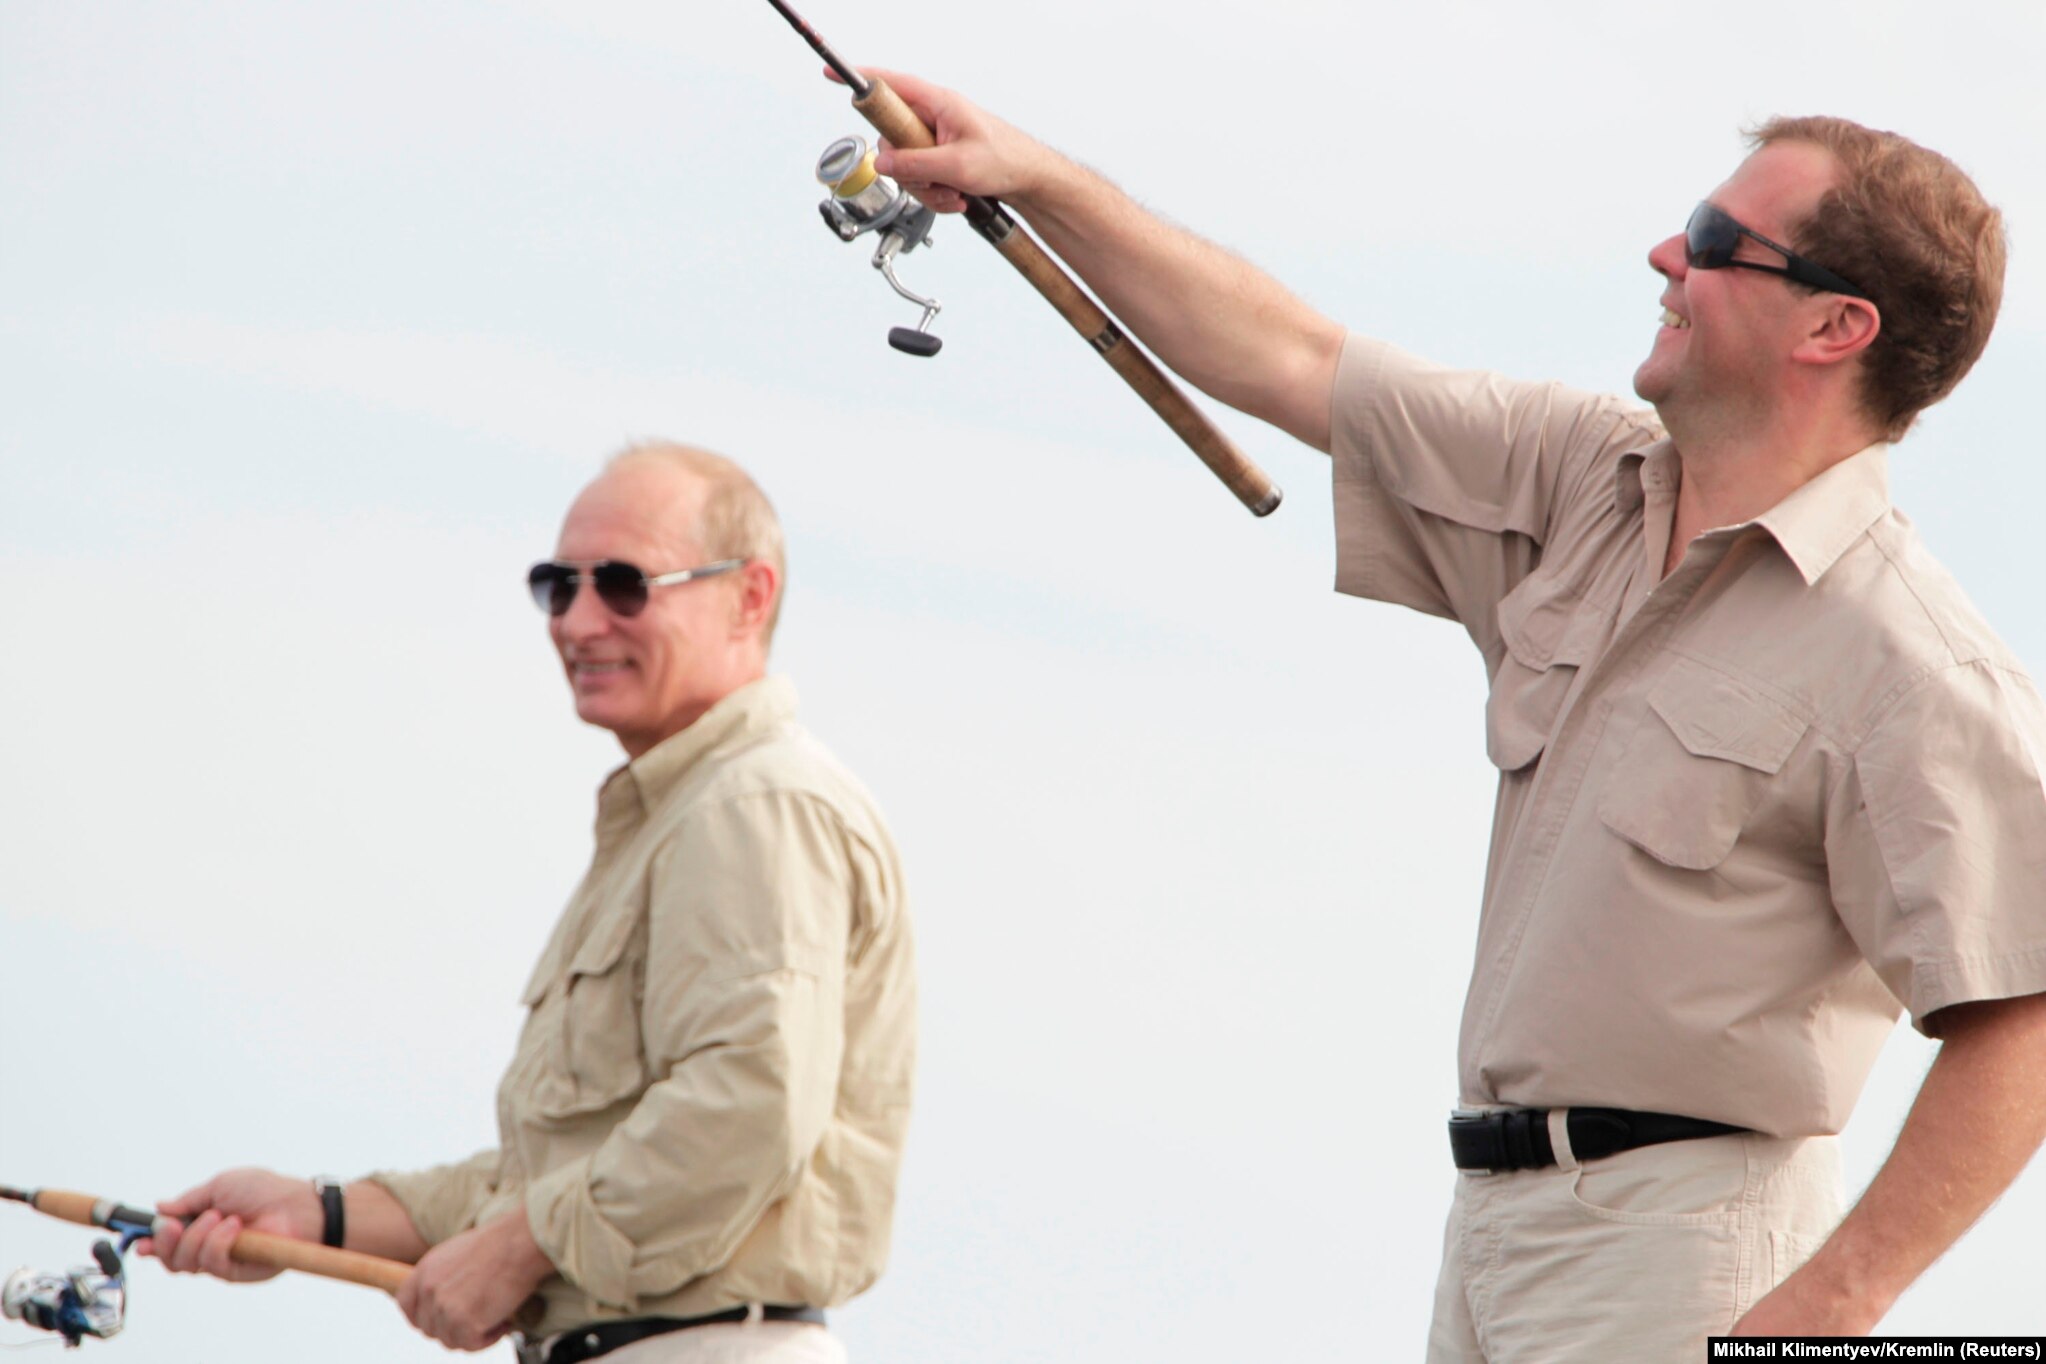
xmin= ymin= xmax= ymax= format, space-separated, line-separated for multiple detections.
xmin=1660 ymin=306 xmax=1691 ymax=330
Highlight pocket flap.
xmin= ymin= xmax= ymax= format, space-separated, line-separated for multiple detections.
xmin=518 ymin=905 xmax=639 ymax=1006
xmin=1487 ymin=575 xmax=1603 ymax=772
xmin=1497 ymin=575 xmax=1599 ymax=670
xmin=567 ymin=906 xmax=639 ymax=977
xmin=1599 ymin=660 xmax=1810 ymax=871
xmin=1647 ymin=661 xmax=1806 ymax=774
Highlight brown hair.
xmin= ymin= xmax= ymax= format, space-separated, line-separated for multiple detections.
xmin=609 ymin=440 xmax=788 ymax=644
xmin=1748 ymin=116 xmax=2006 ymax=441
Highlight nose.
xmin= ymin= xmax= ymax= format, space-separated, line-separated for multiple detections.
xmin=1648 ymin=231 xmax=1688 ymax=282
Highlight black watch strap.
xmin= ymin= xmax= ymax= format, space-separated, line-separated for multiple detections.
xmin=312 ymin=1177 xmax=344 ymax=1249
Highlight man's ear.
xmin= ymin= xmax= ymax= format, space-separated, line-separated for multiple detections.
xmin=1795 ymin=295 xmax=1881 ymax=369
xmin=732 ymin=559 xmax=780 ymax=636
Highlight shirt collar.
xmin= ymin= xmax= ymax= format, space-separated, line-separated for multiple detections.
xmin=1749 ymin=442 xmax=1892 ymax=585
xmin=596 ymin=675 xmax=799 ymax=816
xmin=1614 ymin=439 xmax=1892 ymax=585
xmin=1614 ymin=439 xmax=1675 ymax=516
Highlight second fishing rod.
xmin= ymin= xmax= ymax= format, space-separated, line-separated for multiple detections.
xmin=769 ymin=0 xmax=1283 ymax=518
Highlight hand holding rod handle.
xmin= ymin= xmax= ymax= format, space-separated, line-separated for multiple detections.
xmin=5 ymin=1185 xmax=408 ymax=1294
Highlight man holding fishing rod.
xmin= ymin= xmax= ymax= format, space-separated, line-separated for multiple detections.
xmin=141 ymin=444 xmax=916 ymax=1363
xmin=844 ymin=68 xmax=2046 ymax=1355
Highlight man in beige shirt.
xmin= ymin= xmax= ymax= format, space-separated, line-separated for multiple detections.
xmin=858 ymin=72 xmax=2046 ymax=1354
xmin=145 ymin=444 xmax=916 ymax=1363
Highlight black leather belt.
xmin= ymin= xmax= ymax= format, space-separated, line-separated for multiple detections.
xmin=1449 ymin=1107 xmax=1747 ymax=1172
xmin=526 ymin=1306 xmax=826 ymax=1364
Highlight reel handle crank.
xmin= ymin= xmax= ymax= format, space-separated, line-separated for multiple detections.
xmin=888 ymin=326 xmax=942 ymax=357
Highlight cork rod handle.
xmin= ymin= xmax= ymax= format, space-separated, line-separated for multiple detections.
xmin=850 ymin=79 xmax=1282 ymax=517
xmin=228 ymin=1229 xmax=411 ymax=1294
xmin=23 ymin=1188 xmax=101 ymax=1228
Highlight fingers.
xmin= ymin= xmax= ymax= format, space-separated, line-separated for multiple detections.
xmin=397 ymin=1266 xmax=422 ymax=1329
xmin=153 ymin=1209 xmax=277 ymax=1282
xmin=194 ymin=1214 xmax=246 ymax=1279
xmin=400 ymin=1268 xmax=505 ymax=1353
xmin=445 ymin=1317 xmax=510 ymax=1353
xmin=156 ymin=1209 xmax=215 ymax=1275
xmin=870 ymin=140 xmax=969 ymax=214
xmin=875 ymin=143 xmax=952 ymax=182
xmin=135 ymin=1217 xmax=180 ymax=1264
xmin=902 ymin=185 xmax=968 ymax=214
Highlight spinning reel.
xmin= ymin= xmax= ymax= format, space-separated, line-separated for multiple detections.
xmin=815 ymin=135 xmax=943 ymax=356
xmin=3 ymin=1237 xmax=132 ymax=1347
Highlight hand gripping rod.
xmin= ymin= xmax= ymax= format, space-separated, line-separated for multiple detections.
xmin=765 ymin=0 xmax=1283 ymax=517
xmin=3 ymin=1184 xmax=407 ymax=1294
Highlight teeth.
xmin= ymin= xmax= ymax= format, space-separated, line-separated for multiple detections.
xmin=1661 ymin=307 xmax=1690 ymax=329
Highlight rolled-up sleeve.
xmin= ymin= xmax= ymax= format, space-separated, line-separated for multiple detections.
xmin=1330 ymin=334 xmax=1657 ymax=634
xmin=365 ymin=1148 xmax=501 ymax=1247
xmin=1827 ymin=660 xmax=2046 ymax=1033
xmin=524 ymin=791 xmax=850 ymax=1308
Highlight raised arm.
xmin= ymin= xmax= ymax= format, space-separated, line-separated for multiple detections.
xmin=859 ymin=69 xmax=1345 ymax=452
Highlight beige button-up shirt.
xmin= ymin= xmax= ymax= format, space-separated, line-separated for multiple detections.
xmin=371 ymin=677 xmax=915 ymax=1333
xmin=1332 ymin=336 xmax=2046 ymax=1138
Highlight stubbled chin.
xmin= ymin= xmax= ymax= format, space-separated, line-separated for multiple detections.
xmin=1634 ymin=333 xmax=1684 ymax=403
xmin=574 ymin=692 xmax=633 ymax=730
xmin=1633 ymin=357 xmax=1667 ymax=404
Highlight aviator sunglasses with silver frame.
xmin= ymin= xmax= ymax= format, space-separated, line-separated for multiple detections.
xmin=527 ymin=558 xmax=748 ymax=618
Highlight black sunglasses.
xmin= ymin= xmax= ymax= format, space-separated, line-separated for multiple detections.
xmin=527 ymin=558 xmax=747 ymax=618
xmin=1685 ymin=201 xmax=1868 ymax=300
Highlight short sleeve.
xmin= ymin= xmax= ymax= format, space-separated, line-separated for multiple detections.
xmin=1329 ymin=334 xmax=1659 ymax=637
xmin=1827 ymin=661 xmax=2046 ymax=1033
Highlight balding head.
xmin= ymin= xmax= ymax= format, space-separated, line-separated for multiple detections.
xmin=604 ymin=441 xmax=788 ymax=644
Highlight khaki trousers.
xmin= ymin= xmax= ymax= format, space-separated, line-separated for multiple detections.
xmin=597 ymin=1322 xmax=845 ymax=1364
xmin=1427 ymin=1120 xmax=1843 ymax=1362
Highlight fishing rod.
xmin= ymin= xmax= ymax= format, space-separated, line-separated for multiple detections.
xmin=767 ymin=0 xmax=1284 ymax=518
xmin=2 ymin=1184 xmax=408 ymax=1347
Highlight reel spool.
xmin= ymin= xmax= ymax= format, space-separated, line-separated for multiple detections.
xmin=815 ymin=135 xmax=943 ymax=356
xmin=2 ymin=1239 xmax=128 ymax=1347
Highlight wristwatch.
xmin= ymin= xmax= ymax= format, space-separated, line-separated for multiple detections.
xmin=312 ymin=1176 xmax=345 ymax=1249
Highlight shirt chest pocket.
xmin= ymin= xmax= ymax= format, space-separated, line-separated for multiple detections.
xmin=1597 ymin=658 xmax=1809 ymax=871
xmin=1487 ymin=575 xmax=1606 ymax=772
xmin=519 ymin=908 xmax=650 ymax=1124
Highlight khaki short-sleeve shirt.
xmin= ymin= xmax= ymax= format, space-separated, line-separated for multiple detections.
xmin=371 ymin=676 xmax=915 ymax=1333
xmin=1331 ymin=335 xmax=2046 ymax=1137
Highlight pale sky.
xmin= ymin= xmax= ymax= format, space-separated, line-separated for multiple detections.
xmin=3 ymin=2 xmax=2043 ymax=1359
